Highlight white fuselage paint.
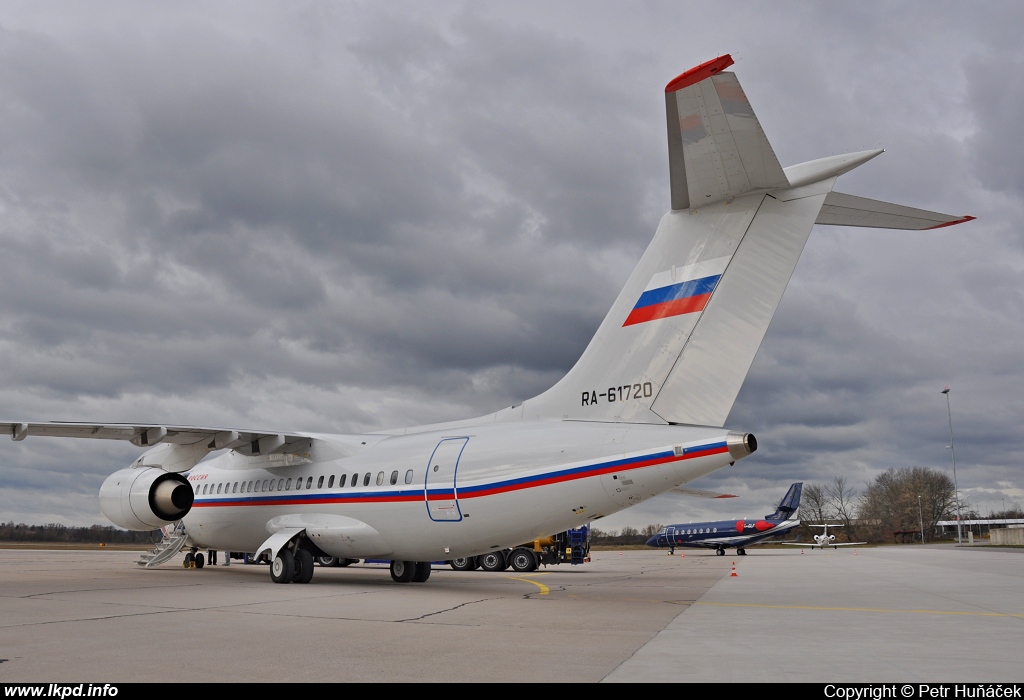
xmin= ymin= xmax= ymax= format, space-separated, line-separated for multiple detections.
xmin=183 ymin=421 xmax=737 ymax=561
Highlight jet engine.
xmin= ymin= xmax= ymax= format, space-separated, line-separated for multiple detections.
xmin=99 ymin=467 xmax=194 ymax=531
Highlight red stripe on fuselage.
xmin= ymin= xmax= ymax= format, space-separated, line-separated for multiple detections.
xmin=192 ymin=444 xmax=731 ymax=508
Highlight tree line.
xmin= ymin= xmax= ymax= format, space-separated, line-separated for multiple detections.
xmin=0 ymin=522 xmax=160 ymax=544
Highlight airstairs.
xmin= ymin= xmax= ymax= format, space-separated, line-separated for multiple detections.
xmin=137 ymin=521 xmax=188 ymax=568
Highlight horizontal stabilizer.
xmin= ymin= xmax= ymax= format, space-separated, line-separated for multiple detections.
xmin=670 ymin=487 xmax=737 ymax=499
xmin=815 ymin=192 xmax=975 ymax=230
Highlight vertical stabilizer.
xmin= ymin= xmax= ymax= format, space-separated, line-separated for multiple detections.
xmin=421 ymin=55 xmax=973 ymax=436
xmin=767 ymin=483 xmax=803 ymax=521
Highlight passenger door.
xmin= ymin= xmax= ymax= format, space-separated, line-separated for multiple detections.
xmin=424 ymin=437 xmax=468 ymax=522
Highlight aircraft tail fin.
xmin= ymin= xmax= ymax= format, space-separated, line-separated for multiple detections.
xmin=665 ymin=55 xmax=789 ymax=210
xmin=767 ymin=482 xmax=803 ymax=520
xmin=516 ymin=56 xmax=863 ymax=426
xmin=425 ymin=55 xmax=973 ymax=433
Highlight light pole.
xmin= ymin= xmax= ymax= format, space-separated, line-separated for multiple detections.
xmin=919 ymin=495 xmax=925 ymax=545
xmin=942 ymin=387 xmax=963 ymax=546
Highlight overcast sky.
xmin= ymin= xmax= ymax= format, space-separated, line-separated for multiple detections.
xmin=0 ymin=1 xmax=1021 ymax=531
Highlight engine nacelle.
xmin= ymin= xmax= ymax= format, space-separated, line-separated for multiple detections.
xmin=99 ymin=467 xmax=194 ymax=531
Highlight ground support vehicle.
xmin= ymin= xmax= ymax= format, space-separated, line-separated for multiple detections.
xmin=448 ymin=526 xmax=591 ymax=573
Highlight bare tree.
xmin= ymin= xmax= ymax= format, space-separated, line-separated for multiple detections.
xmin=825 ymin=476 xmax=859 ymax=540
xmin=799 ymin=482 xmax=833 ymax=524
xmin=640 ymin=523 xmax=663 ymax=538
xmin=859 ymin=467 xmax=955 ymax=542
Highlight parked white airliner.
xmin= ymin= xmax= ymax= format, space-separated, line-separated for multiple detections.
xmin=2 ymin=55 xmax=971 ymax=585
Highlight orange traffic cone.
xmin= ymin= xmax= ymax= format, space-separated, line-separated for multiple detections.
xmin=730 ymin=562 xmax=737 ymax=577
xmin=801 ymin=549 xmax=804 ymax=554
xmin=680 ymin=553 xmax=685 ymax=557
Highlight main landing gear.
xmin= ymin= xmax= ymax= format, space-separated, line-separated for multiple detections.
xmin=390 ymin=560 xmax=431 ymax=583
xmin=715 ymin=547 xmax=725 ymax=556
xmin=182 ymin=550 xmax=205 ymax=568
xmin=270 ymin=543 xmax=316 ymax=584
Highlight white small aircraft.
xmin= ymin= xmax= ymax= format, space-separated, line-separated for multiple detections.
xmin=2 ymin=54 xmax=969 ymax=584
xmin=784 ymin=523 xmax=866 ymax=550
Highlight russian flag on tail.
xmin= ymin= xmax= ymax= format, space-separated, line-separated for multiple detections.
xmin=623 ymin=256 xmax=730 ymax=327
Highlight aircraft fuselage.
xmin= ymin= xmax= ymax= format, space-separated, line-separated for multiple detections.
xmin=647 ymin=517 xmax=798 ymax=550
xmin=183 ymin=421 xmax=743 ymax=561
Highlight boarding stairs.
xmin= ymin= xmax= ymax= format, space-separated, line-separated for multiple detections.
xmin=137 ymin=521 xmax=188 ymax=568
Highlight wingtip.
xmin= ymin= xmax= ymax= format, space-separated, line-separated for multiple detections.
xmin=714 ymin=493 xmax=738 ymax=499
xmin=924 ymin=215 xmax=976 ymax=230
xmin=665 ymin=54 xmax=734 ymax=93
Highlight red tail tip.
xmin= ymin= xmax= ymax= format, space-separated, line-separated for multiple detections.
xmin=665 ymin=54 xmax=735 ymax=93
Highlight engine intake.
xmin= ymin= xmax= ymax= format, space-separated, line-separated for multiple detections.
xmin=99 ymin=467 xmax=194 ymax=531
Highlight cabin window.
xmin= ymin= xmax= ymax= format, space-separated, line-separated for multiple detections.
xmin=217 ymin=483 xmax=223 ymax=494
xmin=328 ymin=475 xmax=334 ymax=488
xmin=363 ymin=473 xmax=371 ymax=487
xmin=405 ymin=470 xmax=414 ymax=484
xmin=390 ymin=471 xmax=398 ymax=486
xmin=247 ymin=481 xmax=253 ymax=493
xmin=317 ymin=476 xmax=323 ymax=489
xmin=278 ymin=479 xmax=285 ymax=491
xmin=713 ymin=528 xmax=717 ymax=533
xmin=296 ymin=478 xmax=302 ymax=491
xmin=350 ymin=473 xmax=358 ymax=487
xmin=232 ymin=482 xmax=238 ymax=493
xmin=376 ymin=472 xmax=384 ymax=486
xmin=201 ymin=484 xmax=207 ymax=495
xmin=268 ymin=480 xmax=275 ymax=492
xmin=285 ymin=478 xmax=292 ymax=491
xmin=261 ymin=480 xmax=268 ymax=492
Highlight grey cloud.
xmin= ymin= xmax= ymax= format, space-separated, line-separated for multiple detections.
xmin=0 ymin=2 xmax=1020 ymax=527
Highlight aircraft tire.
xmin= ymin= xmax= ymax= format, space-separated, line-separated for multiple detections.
xmin=293 ymin=549 xmax=314 ymax=584
xmin=737 ymin=548 xmax=746 ymax=555
xmin=195 ymin=552 xmax=205 ymax=569
xmin=183 ymin=552 xmax=195 ymax=569
xmin=449 ymin=557 xmax=475 ymax=571
xmin=317 ymin=556 xmax=339 ymax=567
xmin=509 ymin=548 xmax=537 ymax=573
xmin=412 ymin=562 xmax=431 ymax=583
xmin=716 ymin=548 xmax=725 ymax=556
xmin=479 ymin=551 xmax=506 ymax=572
xmin=390 ymin=560 xmax=416 ymax=583
xmin=271 ymin=549 xmax=295 ymax=584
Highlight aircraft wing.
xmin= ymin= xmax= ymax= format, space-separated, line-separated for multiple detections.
xmin=815 ymin=192 xmax=975 ymax=230
xmin=1 ymin=421 xmax=313 ymax=456
xmin=669 ymin=487 xmax=737 ymax=498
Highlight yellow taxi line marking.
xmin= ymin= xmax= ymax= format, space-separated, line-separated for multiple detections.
xmin=509 ymin=576 xmax=550 ymax=595
xmin=695 ymin=601 xmax=1024 ymax=618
